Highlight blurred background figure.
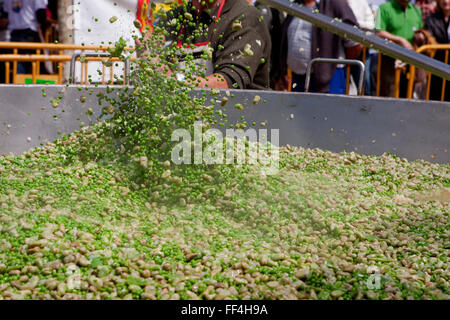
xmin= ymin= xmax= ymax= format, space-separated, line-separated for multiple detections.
xmin=348 ymin=0 xmax=375 ymax=31
xmin=0 ymin=0 xmax=7 ymax=42
xmin=410 ymin=28 xmax=437 ymax=99
xmin=414 ymin=0 xmax=437 ymax=23
xmin=277 ymin=0 xmax=361 ymax=93
xmin=425 ymin=0 xmax=450 ymax=100
xmin=248 ymin=0 xmax=286 ymax=89
xmin=2 ymin=0 xmax=48 ymax=74
xmin=375 ymin=0 xmax=423 ymax=97
xmin=347 ymin=0 xmax=375 ymax=95
xmin=364 ymin=0 xmax=386 ymax=96
xmin=367 ymin=0 xmax=386 ymax=13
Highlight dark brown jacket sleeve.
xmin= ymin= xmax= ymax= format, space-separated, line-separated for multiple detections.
xmin=214 ymin=10 xmax=271 ymax=89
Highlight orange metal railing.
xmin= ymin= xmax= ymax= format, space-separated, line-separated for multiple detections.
xmin=0 ymin=41 xmax=132 ymax=85
xmin=0 ymin=54 xmax=129 ymax=85
xmin=289 ymin=44 xmax=449 ymax=100
xmin=375 ymin=45 xmax=450 ymax=100
xmin=406 ymin=44 xmax=450 ymax=101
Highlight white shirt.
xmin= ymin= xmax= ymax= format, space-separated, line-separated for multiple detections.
xmin=347 ymin=0 xmax=375 ymax=31
xmin=3 ymin=0 xmax=47 ymax=32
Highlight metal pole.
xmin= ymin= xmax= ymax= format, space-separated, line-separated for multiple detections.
xmin=305 ymin=58 xmax=365 ymax=95
xmin=259 ymin=0 xmax=450 ymax=81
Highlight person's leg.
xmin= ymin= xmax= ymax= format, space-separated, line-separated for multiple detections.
xmin=364 ymin=54 xmax=373 ymax=96
xmin=0 ymin=48 xmax=7 ymax=83
xmin=291 ymin=72 xmax=317 ymax=93
xmin=10 ymin=29 xmax=40 ymax=74
xmin=291 ymin=72 xmax=306 ymax=92
xmin=370 ymin=53 xmax=379 ymax=96
xmin=379 ymin=55 xmax=396 ymax=97
xmin=329 ymin=68 xmax=346 ymax=94
xmin=351 ymin=51 xmax=365 ymax=93
xmin=291 ymin=72 xmax=303 ymax=92
xmin=10 ymin=31 xmax=28 ymax=74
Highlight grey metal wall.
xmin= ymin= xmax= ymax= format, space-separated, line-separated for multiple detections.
xmin=0 ymin=85 xmax=449 ymax=163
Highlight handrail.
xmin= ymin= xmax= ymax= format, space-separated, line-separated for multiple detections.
xmin=415 ymin=44 xmax=450 ymax=54
xmin=259 ymin=0 xmax=450 ymax=81
xmin=305 ymin=58 xmax=365 ymax=95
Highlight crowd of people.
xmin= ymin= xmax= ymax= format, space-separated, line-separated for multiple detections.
xmin=0 ymin=0 xmax=448 ymax=101
xmin=268 ymin=0 xmax=449 ymax=100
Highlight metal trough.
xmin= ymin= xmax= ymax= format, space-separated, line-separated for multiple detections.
xmin=0 ymin=85 xmax=449 ymax=163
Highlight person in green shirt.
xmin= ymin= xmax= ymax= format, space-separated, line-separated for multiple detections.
xmin=375 ymin=0 xmax=423 ymax=97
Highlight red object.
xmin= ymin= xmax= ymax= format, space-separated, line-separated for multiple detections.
xmin=136 ymin=0 xmax=152 ymax=33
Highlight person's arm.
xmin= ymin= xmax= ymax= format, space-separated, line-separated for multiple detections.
xmin=374 ymin=5 xmax=414 ymax=50
xmin=195 ymin=73 xmax=229 ymax=89
xmin=376 ymin=30 xmax=414 ymax=50
xmin=335 ymin=0 xmax=363 ymax=59
xmin=213 ymin=13 xmax=270 ymax=89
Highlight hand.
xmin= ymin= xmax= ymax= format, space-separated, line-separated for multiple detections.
xmin=398 ymin=37 xmax=413 ymax=51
